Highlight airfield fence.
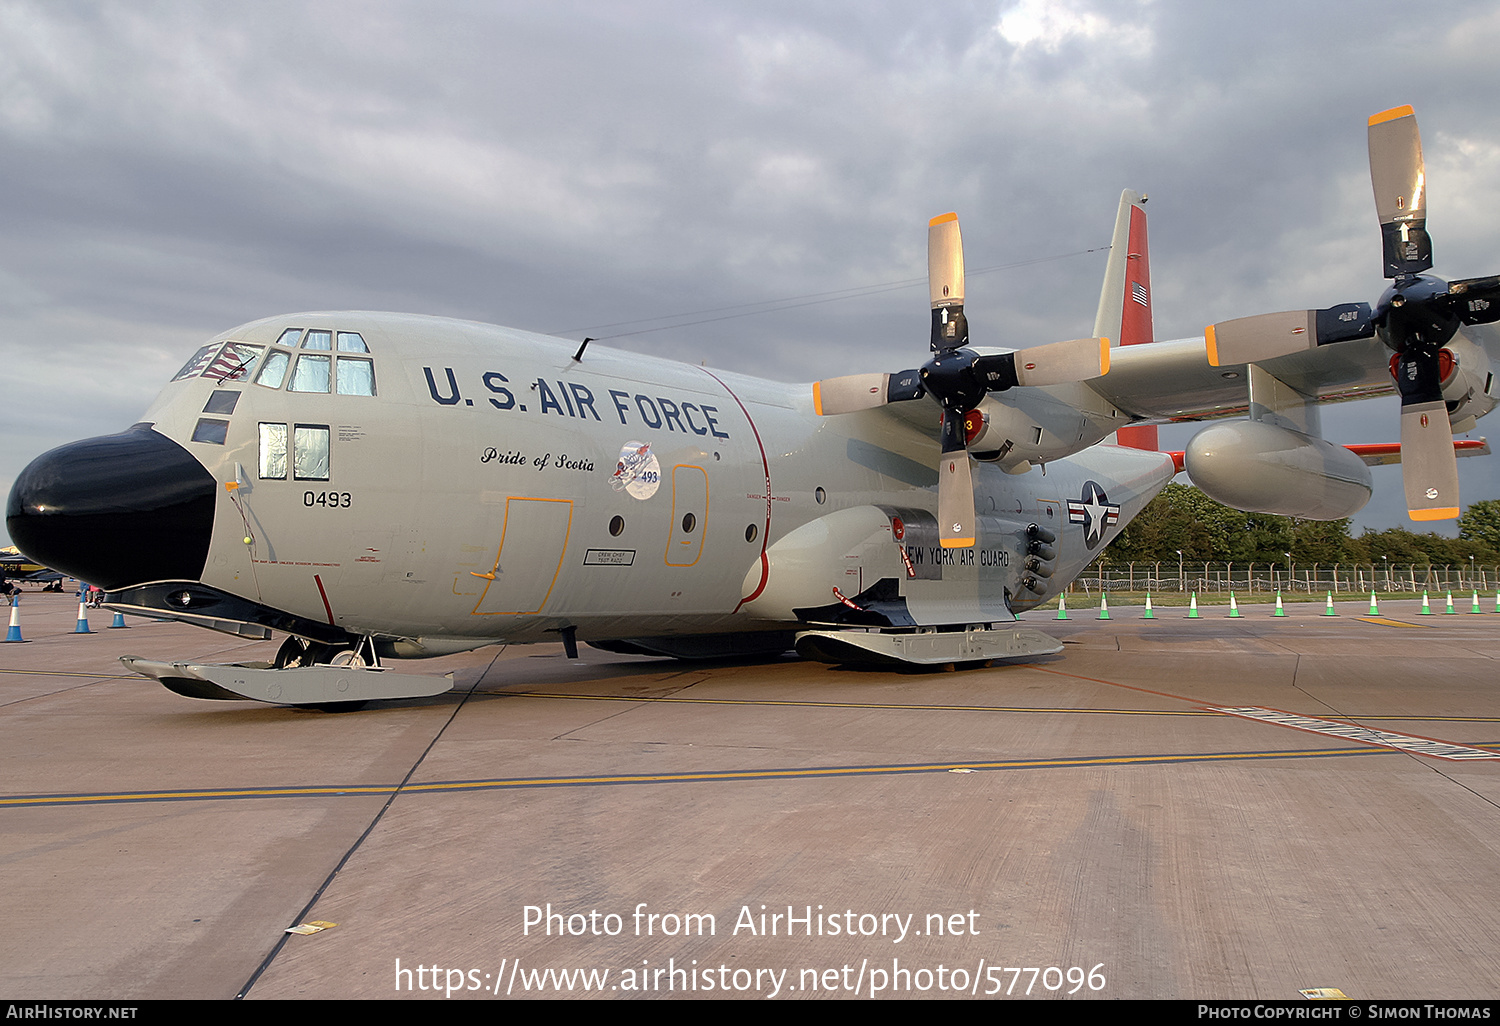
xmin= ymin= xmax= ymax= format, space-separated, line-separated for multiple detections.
xmin=1069 ymin=561 xmax=1500 ymax=596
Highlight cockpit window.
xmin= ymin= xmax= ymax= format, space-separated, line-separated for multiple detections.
xmin=172 ymin=344 xmax=221 ymax=382
xmin=276 ymin=328 xmax=303 ymax=347
xmin=336 ymin=331 xmax=368 ymax=353
xmin=256 ymin=349 xmax=291 ymax=389
xmin=304 ymin=329 xmax=333 ymax=351
xmin=203 ymin=390 xmax=240 ymax=415
xmin=336 ymin=357 xmax=375 ymax=395
xmin=191 ymin=419 xmax=229 ymax=445
xmin=289 ymin=353 xmax=331 ymax=392
xmin=205 ymin=343 xmax=264 ymax=383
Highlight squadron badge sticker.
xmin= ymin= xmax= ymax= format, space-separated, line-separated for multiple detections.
xmin=611 ymin=441 xmax=661 ymax=500
xmin=1067 ymin=480 xmax=1121 ymax=550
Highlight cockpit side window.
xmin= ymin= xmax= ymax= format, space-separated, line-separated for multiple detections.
xmin=293 ymin=424 xmax=331 ymax=480
xmin=304 ymin=329 xmax=333 ymax=350
xmin=336 ymin=331 xmax=369 ymax=353
xmin=259 ymin=423 xmax=288 ymax=479
xmin=276 ymin=328 xmax=304 ymax=347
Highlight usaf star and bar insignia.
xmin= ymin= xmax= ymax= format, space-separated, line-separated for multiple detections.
xmin=1067 ymin=480 xmax=1121 ymax=550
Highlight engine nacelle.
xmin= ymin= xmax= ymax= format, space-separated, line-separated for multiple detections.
xmin=1184 ymin=420 xmax=1372 ymax=520
xmin=1435 ymin=335 xmax=1497 ymax=429
xmin=966 ymin=392 xmax=1100 ymax=471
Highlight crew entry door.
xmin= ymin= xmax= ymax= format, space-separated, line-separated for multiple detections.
xmin=473 ymin=497 xmax=573 ymax=614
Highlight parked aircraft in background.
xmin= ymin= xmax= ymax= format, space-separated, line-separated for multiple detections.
xmin=0 ymin=549 xmax=63 ymax=590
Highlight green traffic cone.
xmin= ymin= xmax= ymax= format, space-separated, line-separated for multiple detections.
xmin=1323 ymin=591 xmax=1337 ymax=616
xmin=1187 ymin=592 xmax=1200 ymax=618
xmin=1273 ymin=590 xmax=1287 ymax=617
xmin=1419 ymin=591 xmax=1433 ymax=615
xmin=1097 ymin=593 xmax=1111 ymax=620
xmin=1445 ymin=591 xmax=1457 ymax=614
xmin=1471 ymin=590 xmax=1483 ymax=614
xmin=1368 ymin=591 xmax=1379 ymax=615
xmin=1055 ymin=593 xmax=1069 ymax=620
xmin=1143 ymin=593 xmax=1155 ymax=619
xmin=1228 ymin=592 xmax=1242 ymax=618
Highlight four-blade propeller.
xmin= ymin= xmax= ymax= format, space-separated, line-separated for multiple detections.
xmin=1204 ymin=106 xmax=1500 ymax=520
xmin=813 ymin=213 xmax=1109 ymax=547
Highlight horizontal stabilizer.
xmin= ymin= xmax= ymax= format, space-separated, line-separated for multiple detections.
xmin=1345 ymin=437 xmax=1490 ymax=467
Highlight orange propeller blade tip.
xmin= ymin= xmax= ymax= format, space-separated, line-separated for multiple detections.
xmin=1369 ymin=105 xmax=1415 ymax=126
xmin=929 ymin=212 xmax=958 ymax=227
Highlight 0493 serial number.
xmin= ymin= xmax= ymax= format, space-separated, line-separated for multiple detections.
xmin=304 ymin=491 xmax=352 ymax=508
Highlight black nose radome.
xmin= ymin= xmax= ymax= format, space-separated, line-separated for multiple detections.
xmin=6 ymin=423 xmax=216 ymax=590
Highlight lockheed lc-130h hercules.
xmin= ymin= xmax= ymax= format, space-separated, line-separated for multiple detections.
xmin=8 ymin=106 xmax=1499 ymax=708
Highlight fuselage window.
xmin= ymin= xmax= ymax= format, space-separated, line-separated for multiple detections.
xmin=276 ymin=328 xmax=304 ymax=347
xmin=259 ymin=423 xmax=288 ymax=479
xmin=293 ymin=424 xmax=331 ymax=480
xmin=190 ymin=419 xmax=229 ymax=445
xmin=256 ymin=349 xmax=291 ymax=389
xmin=336 ymin=331 xmax=368 ymax=353
xmin=289 ymin=353 xmax=331 ymax=392
xmin=303 ymin=329 xmax=333 ymax=350
xmin=336 ymin=357 xmax=376 ymax=396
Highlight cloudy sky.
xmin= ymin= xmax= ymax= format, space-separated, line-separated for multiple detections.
xmin=4 ymin=0 xmax=1500 ymax=548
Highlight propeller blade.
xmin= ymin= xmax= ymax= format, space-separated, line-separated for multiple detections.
xmin=1205 ymin=304 xmax=1374 ymax=366
xmin=1400 ymin=400 xmax=1460 ymax=520
xmin=937 ymin=409 xmax=976 ymax=548
xmin=1393 ymin=344 xmax=1460 ymax=521
xmin=928 ymin=213 xmax=968 ymax=351
xmin=1447 ymin=275 xmax=1500 ymax=326
xmin=812 ymin=369 xmax=924 ymax=415
xmin=1369 ymin=105 xmax=1432 ymax=278
xmin=973 ymin=336 xmax=1111 ymax=389
xmin=813 ymin=373 xmax=890 ymax=416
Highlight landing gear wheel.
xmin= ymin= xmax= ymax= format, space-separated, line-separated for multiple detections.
xmin=274 ymin=637 xmax=335 ymax=668
xmin=328 ymin=647 xmax=369 ymax=668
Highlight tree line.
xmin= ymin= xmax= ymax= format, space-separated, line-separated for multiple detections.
xmin=1100 ymin=484 xmax=1500 ymax=565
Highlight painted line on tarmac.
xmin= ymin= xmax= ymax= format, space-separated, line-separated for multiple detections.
xmin=2 ymin=744 xmax=1466 ymax=809
xmin=497 ymin=691 xmax=1218 ymax=716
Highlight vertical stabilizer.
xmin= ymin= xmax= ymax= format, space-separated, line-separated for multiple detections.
xmin=1094 ymin=189 xmax=1157 ymax=450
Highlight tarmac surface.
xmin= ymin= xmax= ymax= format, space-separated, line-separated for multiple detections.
xmin=3 ymin=588 xmax=1500 ymax=1000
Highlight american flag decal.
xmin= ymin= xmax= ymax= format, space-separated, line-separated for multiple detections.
xmin=1131 ymin=281 xmax=1149 ymax=306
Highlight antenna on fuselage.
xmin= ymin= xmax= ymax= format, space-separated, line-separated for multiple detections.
xmin=572 ymin=337 xmax=594 ymax=362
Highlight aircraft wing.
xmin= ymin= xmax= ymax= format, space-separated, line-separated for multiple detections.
xmin=1089 ymin=335 xmax=1395 ymax=422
